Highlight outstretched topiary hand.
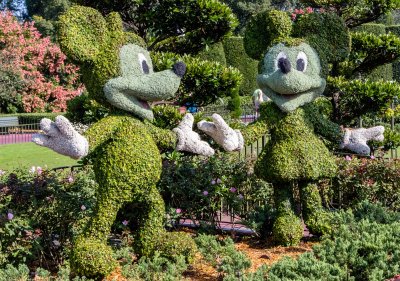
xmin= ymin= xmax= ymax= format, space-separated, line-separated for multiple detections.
xmin=32 ymin=116 xmax=88 ymax=159
xmin=173 ymin=113 xmax=215 ymax=156
xmin=197 ymin=113 xmax=244 ymax=152
xmin=340 ymin=126 xmax=385 ymax=155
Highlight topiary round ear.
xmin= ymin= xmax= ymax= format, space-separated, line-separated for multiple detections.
xmin=244 ymin=10 xmax=292 ymax=60
xmin=292 ymin=13 xmax=350 ymax=76
xmin=58 ymin=6 xmax=115 ymax=64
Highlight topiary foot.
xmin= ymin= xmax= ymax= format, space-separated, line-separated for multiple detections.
xmin=272 ymin=212 xmax=303 ymax=246
xmin=304 ymin=210 xmax=332 ymax=236
xmin=70 ymin=237 xmax=118 ymax=279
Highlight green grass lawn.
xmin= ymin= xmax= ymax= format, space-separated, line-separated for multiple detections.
xmin=0 ymin=142 xmax=78 ymax=171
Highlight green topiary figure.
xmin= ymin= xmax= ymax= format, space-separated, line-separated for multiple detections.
xmin=197 ymin=10 xmax=386 ymax=246
xmin=32 ymin=5 xmax=238 ymax=278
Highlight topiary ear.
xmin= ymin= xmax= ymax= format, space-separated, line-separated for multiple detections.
xmin=244 ymin=10 xmax=292 ymax=60
xmin=58 ymin=6 xmax=114 ymax=63
xmin=292 ymin=13 xmax=350 ymax=76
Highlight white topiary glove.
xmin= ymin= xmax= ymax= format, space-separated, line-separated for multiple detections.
xmin=32 ymin=116 xmax=89 ymax=159
xmin=173 ymin=113 xmax=215 ymax=156
xmin=197 ymin=113 xmax=244 ymax=152
xmin=340 ymin=125 xmax=385 ymax=155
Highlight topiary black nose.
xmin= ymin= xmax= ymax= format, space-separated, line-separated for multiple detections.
xmin=278 ymin=57 xmax=291 ymax=74
xmin=173 ymin=61 xmax=186 ymax=78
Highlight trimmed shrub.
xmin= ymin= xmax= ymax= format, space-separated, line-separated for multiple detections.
xmin=352 ymin=23 xmax=386 ymax=35
xmin=0 ymin=112 xmax=61 ymax=124
xmin=196 ymin=42 xmax=227 ymax=66
xmin=387 ymin=25 xmax=400 ymax=82
xmin=223 ymin=36 xmax=259 ymax=96
xmin=352 ymin=23 xmax=393 ymax=81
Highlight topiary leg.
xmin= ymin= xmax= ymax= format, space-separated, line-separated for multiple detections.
xmin=132 ymin=185 xmax=166 ymax=257
xmin=272 ymin=184 xmax=303 ymax=246
xmin=71 ymin=120 xmax=163 ymax=278
xmin=300 ymin=181 xmax=332 ymax=236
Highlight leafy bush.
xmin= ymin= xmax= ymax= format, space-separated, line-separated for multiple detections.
xmin=65 ymin=91 xmax=109 ymax=125
xmin=266 ymin=202 xmax=400 ymax=281
xmin=0 ymin=64 xmax=24 ymax=113
xmin=195 ymin=234 xmax=251 ymax=279
xmin=158 ymin=153 xmax=273 ymax=230
xmin=151 ymin=51 xmax=242 ymax=108
xmin=151 ymin=104 xmax=184 ymax=130
xmin=0 ymin=11 xmax=82 ymax=113
xmin=119 ymin=250 xmax=189 ymax=281
xmin=324 ymin=157 xmax=400 ymax=211
xmin=0 ymin=167 xmax=96 ymax=268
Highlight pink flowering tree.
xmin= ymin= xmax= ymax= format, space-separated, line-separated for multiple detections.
xmin=0 ymin=11 xmax=82 ymax=113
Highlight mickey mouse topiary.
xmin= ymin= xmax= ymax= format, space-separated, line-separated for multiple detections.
xmin=32 ymin=6 xmax=243 ymax=278
xmin=237 ymin=10 xmax=385 ymax=245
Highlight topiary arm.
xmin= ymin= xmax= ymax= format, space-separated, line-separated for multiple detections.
xmin=303 ymin=102 xmax=342 ymax=144
xmin=239 ymin=120 xmax=270 ymax=146
xmin=143 ymin=120 xmax=178 ymax=152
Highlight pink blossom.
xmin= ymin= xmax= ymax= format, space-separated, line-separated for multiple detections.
xmin=345 ymin=155 xmax=352 ymax=161
xmin=291 ymin=13 xmax=297 ymax=21
xmin=203 ymin=190 xmax=209 ymax=196
xmin=238 ymin=194 xmax=244 ymax=200
xmin=36 ymin=166 xmax=42 ymax=175
xmin=229 ymin=187 xmax=237 ymax=193
xmin=0 ymin=12 xmax=82 ymax=113
xmin=0 ymin=170 xmax=5 ymax=176
xmin=122 ymin=220 xmax=129 ymax=226
xmin=176 ymin=208 xmax=182 ymax=214
xmin=7 ymin=212 xmax=13 ymax=220
xmin=211 ymin=180 xmax=216 ymax=185
xmin=306 ymin=7 xmax=313 ymax=13
xmin=216 ymin=178 xmax=222 ymax=184
xmin=68 ymin=176 xmax=74 ymax=183
xmin=80 ymin=205 xmax=86 ymax=211
xmin=370 ymin=155 xmax=375 ymax=160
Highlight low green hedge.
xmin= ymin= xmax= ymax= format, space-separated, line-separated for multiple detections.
xmin=0 ymin=113 xmax=62 ymax=124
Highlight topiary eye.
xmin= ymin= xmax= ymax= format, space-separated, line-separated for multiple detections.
xmin=296 ymin=51 xmax=308 ymax=72
xmin=138 ymin=53 xmax=149 ymax=74
xmin=275 ymin=51 xmax=287 ymax=70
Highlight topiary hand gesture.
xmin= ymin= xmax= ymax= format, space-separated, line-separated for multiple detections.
xmin=32 ymin=116 xmax=88 ymax=159
xmin=173 ymin=113 xmax=215 ymax=156
xmin=340 ymin=125 xmax=385 ymax=155
xmin=197 ymin=113 xmax=244 ymax=152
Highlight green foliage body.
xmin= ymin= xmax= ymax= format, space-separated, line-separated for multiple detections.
xmin=242 ymin=10 xmax=348 ymax=245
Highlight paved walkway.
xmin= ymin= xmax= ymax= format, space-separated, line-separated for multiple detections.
xmin=0 ymin=133 xmax=33 ymax=145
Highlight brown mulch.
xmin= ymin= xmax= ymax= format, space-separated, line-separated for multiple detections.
xmin=184 ymin=237 xmax=316 ymax=281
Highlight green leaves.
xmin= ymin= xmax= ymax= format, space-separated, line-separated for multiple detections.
xmin=328 ymin=76 xmax=400 ymax=123
xmin=349 ymin=31 xmax=400 ymax=75
xmin=151 ymin=51 xmax=242 ymax=106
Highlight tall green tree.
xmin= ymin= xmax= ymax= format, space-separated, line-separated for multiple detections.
xmin=25 ymin=0 xmax=71 ymax=40
xmin=70 ymin=0 xmax=238 ymax=55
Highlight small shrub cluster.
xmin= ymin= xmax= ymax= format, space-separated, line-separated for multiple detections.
xmin=267 ymin=202 xmax=400 ymax=281
xmin=158 ymin=153 xmax=273 ymax=231
xmin=0 ymin=167 xmax=96 ymax=269
xmin=323 ymin=157 xmax=400 ymax=210
xmin=195 ymin=234 xmax=251 ymax=280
